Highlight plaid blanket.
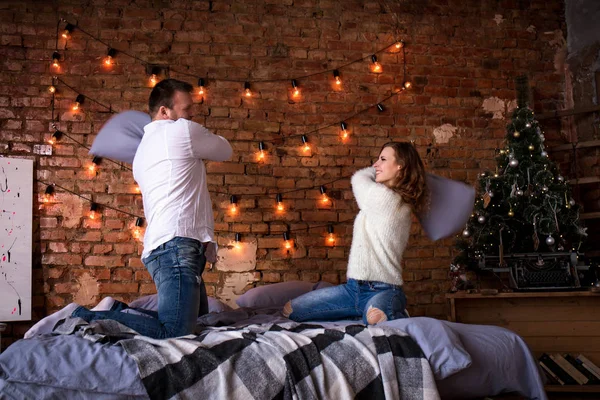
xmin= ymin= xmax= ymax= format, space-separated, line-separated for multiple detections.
xmin=55 ymin=318 xmax=439 ymax=400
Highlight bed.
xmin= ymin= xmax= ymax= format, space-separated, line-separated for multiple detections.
xmin=0 ymin=289 xmax=547 ymax=400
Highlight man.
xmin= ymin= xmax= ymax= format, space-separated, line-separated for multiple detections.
xmin=62 ymin=79 xmax=232 ymax=338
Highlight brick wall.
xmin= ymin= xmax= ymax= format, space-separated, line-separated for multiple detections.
xmin=0 ymin=0 xmax=568 ymax=346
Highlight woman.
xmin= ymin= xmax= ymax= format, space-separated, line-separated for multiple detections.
xmin=283 ymin=142 xmax=428 ymax=325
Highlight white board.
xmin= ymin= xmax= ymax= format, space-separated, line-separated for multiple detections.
xmin=0 ymin=158 xmax=33 ymax=321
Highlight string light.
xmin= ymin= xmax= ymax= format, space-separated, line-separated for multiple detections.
xmin=197 ymin=78 xmax=205 ymax=96
xmin=283 ymin=231 xmax=292 ymax=250
xmin=244 ymin=81 xmax=252 ymax=97
xmin=61 ymin=23 xmax=75 ymax=39
xmin=52 ymin=52 xmax=61 ymax=68
xmin=340 ymin=122 xmax=349 ymax=141
xmin=370 ymin=55 xmax=382 ymax=72
xmin=89 ymin=202 xmax=99 ymax=219
xmin=319 ymin=185 xmax=329 ymax=204
xmin=230 ymin=195 xmax=238 ymax=214
xmin=48 ymin=85 xmax=56 ymax=93
xmin=149 ymin=66 xmax=161 ymax=87
xmin=89 ymin=156 xmax=102 ymax=173
xmin=276 ymin=193 xmax=284 ymax=212
xmin=43 ymin=185 xmax=55 ymax=203
xmin=403 ymin=81 xmax=412 ymax=89
xmin=395 ymin=40 xmax=404 ymax=49
xmin=132 ymin=217 xmax=144 ymax=240
xmin=48 ymin=130 xmax=63 ymax=145
xmin=104 ymin=48 xmax=116 ymax=66
xmin=333 ymin=69 xmax=342 ymax=85
xmin=72 ymin=94 xmax=85 ymax=112
xmin=327 ymin=225 xmax=335 ymax=246
xmin=301 ymin=135 xmax=310 ymax=152
xmin=291 ymin=79 xmax=300 ymax=97
xmin=256 ymin=141 xmax=266 ymax=162
xmin=233 ymin=232 xmax=242 ymax=250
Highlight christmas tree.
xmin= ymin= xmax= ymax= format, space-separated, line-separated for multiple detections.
xmin=453 ymin=76 xmax=588 ymax=271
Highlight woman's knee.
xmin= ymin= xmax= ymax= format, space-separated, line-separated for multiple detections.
xmin=366 ymin=306 xmax=388 ymax=325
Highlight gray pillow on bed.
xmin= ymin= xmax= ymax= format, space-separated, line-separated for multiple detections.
xmin=89 ymin=110 xmax=150 ymax=164
xmin=130 ymin=294 xmax=233 ymax=314
xmin=380 ymin=317 xmax=472 ymax=380
xmin=236 ymin=280 xmax=333 ymax=309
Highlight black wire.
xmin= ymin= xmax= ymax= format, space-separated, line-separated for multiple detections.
xmin=62 ymin=17 xmax=401 ymax=84
xmin=55 ymin=77 xmax=115 ymax=113
xmin=38 ymin=179 xmax=143 ymax=219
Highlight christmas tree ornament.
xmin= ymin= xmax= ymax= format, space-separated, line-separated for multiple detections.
xmin=513 ymin=131 xmax=520 ymax=138
xmin=546 ymin=235 xmax=555 ymax=246
xmin=542 ymin=185 xmax=548 ymax=192
xmin=540 ymin=151 xmax=548 ymax=157
xmin=516 ymin=189 xmax=524 ymax=196
xmin=462 ymin=228 xmax=471 ymax=237
xmin=509 ymin=158 xmax=519 ymax=168
xmin=478 ymin=215 xmax=486 ymax=224
xmin=569 ymin=199 xmax=576 ymax=206
xmin=557 ymin=175 xmax=564 ymax=182
xmin=528 ymin=144 xmax=534 ymax=151
xmin=525 ymin=122 xmax=531 ymax=128
xmin=499 ymin=149 xmax=506 ymax=155
xmin=508 ymin=209 xmax=514 ymax=217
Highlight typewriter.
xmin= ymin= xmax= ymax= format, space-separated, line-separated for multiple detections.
xmin=478 ymin=252 xmax=581 ymax=290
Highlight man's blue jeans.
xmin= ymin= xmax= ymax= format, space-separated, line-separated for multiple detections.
xmin=71 ymin=237 xmax=208 ymax=339
xmin=287 ymin=278 xmax=407 ymax=325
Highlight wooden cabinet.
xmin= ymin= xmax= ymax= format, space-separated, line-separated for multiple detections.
xmin=446 ymin=290 xmax=600 ymax=395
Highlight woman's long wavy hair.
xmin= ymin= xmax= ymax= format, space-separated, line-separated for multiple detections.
xmin=382 ymin=142 xmax=428 ymax=214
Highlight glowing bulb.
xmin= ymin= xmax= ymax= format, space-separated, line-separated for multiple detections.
xmin=230 ymin=204 xmax=237 ymax=214
xmin=62 ymin=30 xmax=70 ymax=39
xmin=197 ymin=78 xmax=205 ymax=96
xmin=135 ymin=186 xmax=140 ymax=193
xmin=72 ymin=102 xmax=80 ymax=111
xmin=333 ymin=70 xmax=342 ymax=85
xmin=48 ymin=85 xmax=56 ymax=93
xmin=244 ymin=82 xmax=252 ymax=97
xmin=373 ymin=62 xmax=381 ymax=72
xmin=51 ymin=52 xmax=60 ymax=68
xmin=327 ymin=233 xmax=335 ymax=245
xmin=104 ymin=55 xmax=113 ymax=66
xmin=284 ymin=240 xmax=292 ymax=249
xmin=301 ymin=135 xmax=310 ymax=152
xmin=245 ymin=88 xmax=251 ymax=97
xmin=322 ymin=193 xmax=329 ymax=203
xmin=89 ymin=210 xmax=97 ymax=219
xmin=293 ymin=88 xmax=300 ymax=97
xmin=395 ymin=41 xmax=404 ymax=49
xmin=88 ymin=164 xmax=96 ymax=172
xmin=257 ymin=142 xmax=266 ymax=162
xmin=277 ymin=202 xmax=284 ymax=212
xmin=340 ymin=122 xmax=348 ymax=141
xmin=150 ymin=74 xmax=158 ymax=86
xmin=404 ymin=81 xmax=412 ymax=89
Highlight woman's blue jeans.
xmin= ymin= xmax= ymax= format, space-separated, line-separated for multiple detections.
xmin=71 ymin=237 xmax=208 ymax=339
xmin=287 ymin=278 xmax=407 ymax=325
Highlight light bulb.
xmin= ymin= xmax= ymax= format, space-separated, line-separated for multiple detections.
xmin=327 ymin=233 xmax=335 ymax=245
xmin=104 ymin=55 xmax=113 ymax=66
xmin=150 ymin=74 xmax=158 ymax=86
xmin=48 ymin=85 xmax=56 ymax=93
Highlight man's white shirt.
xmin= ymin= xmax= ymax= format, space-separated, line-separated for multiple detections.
xmin=133 ymin=118 xmax=232 ymax=260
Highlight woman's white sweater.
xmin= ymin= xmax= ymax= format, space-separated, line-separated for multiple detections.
xmin=346 ymin=167 xmax=412 ymax=286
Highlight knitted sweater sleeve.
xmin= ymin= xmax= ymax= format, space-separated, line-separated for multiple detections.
xmin=351 ymin=167 xmax=403 ymax=215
